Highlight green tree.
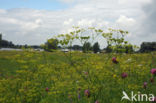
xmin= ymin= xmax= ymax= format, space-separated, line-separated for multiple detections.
xmin=82 ymin=42 xmax=92 ymax=53
xmin=44 ymin=38 xmax=59 ymax=51
xmin=93 ymin=42 xmax=100 ymax=53
xmin=140 ymin=42 xmax=156 ymax=53
xmin=105 ymin=44 xmax=112 ymax=53
xmin=125 ymin=44 xmax=133 ymax=53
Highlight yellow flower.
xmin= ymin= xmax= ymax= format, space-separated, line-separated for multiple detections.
xmin=113 ymin=74 xmax=117 ymax=78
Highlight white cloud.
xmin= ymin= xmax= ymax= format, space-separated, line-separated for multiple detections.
xmin=59 ymin=0 xmax=75 ymax=3
xmin=118 ymin=0 xmax=151 ymax=5
xmin=116 ymin=15 xmax=136 ymax=27
xmin=0 ymin=9 xmax=6 ymax=14
xmin=118 ymin=0 xmax=151 ymax=7
xmin=63 ymin=18 xmax=73 ymax=25
xmin=78 ymin=19 xmax=95 ymax=27
xmin=0 ymin=0 xmax=155 ymax=47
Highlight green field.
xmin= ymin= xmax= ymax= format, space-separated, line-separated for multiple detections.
xmin=0 ymin=51 xmax=156 ymax=103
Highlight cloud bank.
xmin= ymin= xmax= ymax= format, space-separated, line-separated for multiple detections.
xmin=0 ymin=0 xmax=155 ymax=48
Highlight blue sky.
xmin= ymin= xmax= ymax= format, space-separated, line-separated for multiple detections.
xmin=0 ymin=0 xmax=70 ymax=10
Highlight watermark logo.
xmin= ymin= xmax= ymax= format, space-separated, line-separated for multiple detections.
xmin=121 ymin=91 xmax=131 ymax=101
xmin=121 ymin=91 xmax=155 ymax=102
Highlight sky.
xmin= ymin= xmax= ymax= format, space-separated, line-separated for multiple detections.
xmin=0 ymin=0 xmax=156 ymax=48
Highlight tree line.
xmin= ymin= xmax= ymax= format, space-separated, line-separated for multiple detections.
xmin=0 ymin=33 xmax=41 ymax=49
xmin=1 ymin=31 xmax=156 ymax=53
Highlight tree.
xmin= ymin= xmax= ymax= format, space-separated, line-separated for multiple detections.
xmin=82 ymin=42 xmax=92 ymax=53
xmin=140 ymin=42 xmax=156 ymax=53
xmin=44 ymin=38 xmax=59 ymax=51
xmin=70 ymin=45 xmax=82 ymax=50
xmin=125 ymin=44 xmax=133 ymax=53
xmin=93 ymin=42 xmax=100 ymax=53
xmin=105 ymin=44 xmax=112 ymax=53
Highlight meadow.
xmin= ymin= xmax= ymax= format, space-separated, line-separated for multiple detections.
xmin=0 ymin=50 xmax=156 ymax=103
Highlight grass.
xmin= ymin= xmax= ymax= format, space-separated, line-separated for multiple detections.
xmin=0 ymin=50 xmax=156 ymax=103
